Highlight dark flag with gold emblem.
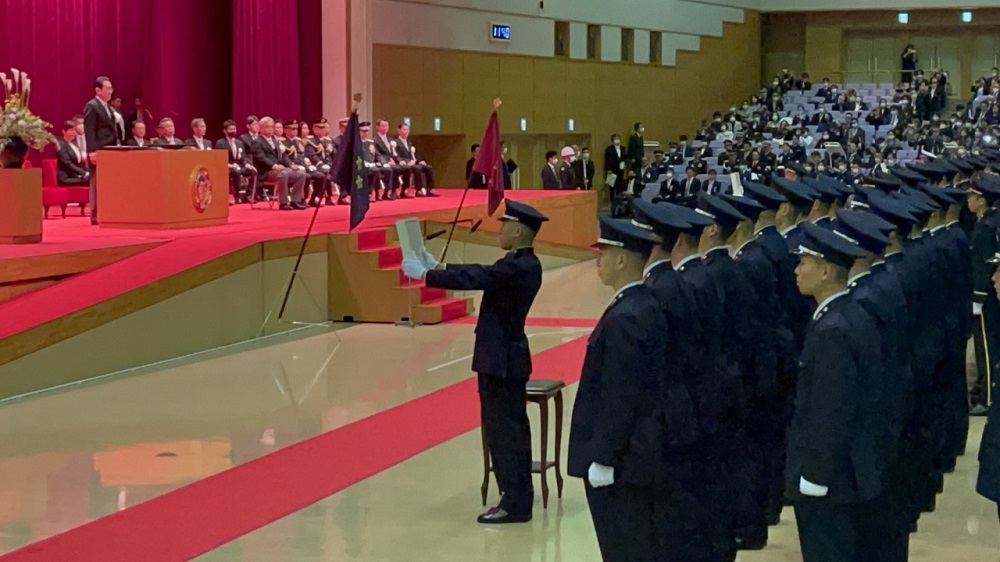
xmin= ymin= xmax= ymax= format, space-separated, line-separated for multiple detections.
xmin=471 ymin=110 xmax=504 ymax=216
xmin=331 ymin=111 xmax=370 ymax=231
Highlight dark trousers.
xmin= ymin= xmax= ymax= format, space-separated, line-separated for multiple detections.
xmin=228 ymin=166 xmax=256 ymax=201
xmin=88 ymin=164 xmax=98 ymax=221
xmin=479 ymin=373 xmax=533 ymax=514
xmin=972 ymin=313 xmax=997 ymax=407
xmin=366 ymin=168 xmax=394 ymax=195
xmin=57 ymin=176 xmax=88 ymax=186
xmin=794 ymin=502 xmax=868 ymax=562
xmin=409 ymin=163 xmax=435 ymax=192
xmin=585 ymin=482 xmax=661 ymax=562
xmin=856 ymin=489 xmax=908 ymax=562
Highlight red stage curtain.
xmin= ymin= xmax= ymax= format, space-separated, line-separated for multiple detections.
xmin=231 ymin=0 xmax=303 ymax=123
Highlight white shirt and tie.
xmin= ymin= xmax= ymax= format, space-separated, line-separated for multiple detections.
xmin=192 ymin=136 xmax=209 ymax=150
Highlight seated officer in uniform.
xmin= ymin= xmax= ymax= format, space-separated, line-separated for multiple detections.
xmin=569 ymin=215 xmax=673 ymax=561
xmin=787 ymin=223 xmax=882 ymax=562
xmin=400 ymin=200 xmax=547 ymax=524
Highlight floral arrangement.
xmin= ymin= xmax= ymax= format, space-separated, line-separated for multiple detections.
xmin=0 ymin=68 xmax=55 ymax=151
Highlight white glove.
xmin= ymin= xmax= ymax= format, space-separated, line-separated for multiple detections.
xmin=588 ymin=463 xmax=614 ymax=488
xmin=799 ymin=476 xmax=828 ymax=497
xmin=419 ymin=248 xmax=439 ymax=270
xmin=401 ymin=253 xmax=429 ymax=281
xmin=619 ymin=162 xmax=625 ymax=170
xmin=974 ymin=302 xmax=984 ymax=316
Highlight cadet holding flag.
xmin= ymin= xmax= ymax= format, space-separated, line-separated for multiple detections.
xmin=401 ymin=200 xmax=547 ymax=524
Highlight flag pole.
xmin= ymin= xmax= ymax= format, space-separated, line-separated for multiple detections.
xmin=277 ymin=93 xmax=363 ymax=321
xmin=441 ymin=98 xmax=501 ymax=263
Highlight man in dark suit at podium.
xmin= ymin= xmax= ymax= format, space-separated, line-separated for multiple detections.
xmin=401 ymin=200 xmax=549 ymax=525
xmin=83 ymin=76 xmax=119 ymax=225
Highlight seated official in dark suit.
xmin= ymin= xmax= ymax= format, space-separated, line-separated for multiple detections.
xmin=56 ymin=120 xmax=90 ymax=186
xmin=152 ymin=118 xmax=182 ymax=146
xmin=541 ymin=150 xmax=562 ymax=189
xmin=124 ymin=121 xmax=150 ymax=147
xmin=394 ymin=123 xmax=437 ymax=197
xmin=216 ymin=119 xmax=257 ymax=204
xmin=250 ymin=116 xmax=308 ymax=210
xmin=186 ymin=118 xmax=213 ymax=150
xmin=240 ymin=115 xmax=262 ymax=155
xmin=359 ymin=121 xmax=395 ymax=201
xmin=676 ymin=167 xmax=703 ymax=206
xmin=371 ymin=119 xmax=409 ymax=199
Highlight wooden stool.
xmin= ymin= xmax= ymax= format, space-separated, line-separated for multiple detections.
xmin=481 ymin=379 xmax=566 ymax=509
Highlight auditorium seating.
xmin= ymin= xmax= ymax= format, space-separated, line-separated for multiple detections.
xmin=41 ymin=159 xmax=88 ymax=216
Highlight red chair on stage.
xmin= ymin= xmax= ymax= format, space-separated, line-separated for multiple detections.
xmin=23 ymin=160 xmax=69 ymax=219
xmin=41 ymin=158 xmax=88 ymax=217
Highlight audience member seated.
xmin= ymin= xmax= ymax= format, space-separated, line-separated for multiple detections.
xmin=186 ymin=118 xmax=212 ymax=150
xmin=702 ymin=170 xmax=726 ymax=196
xmin=541 ymin=150 xmax=561 ymax=189
xmin=124 ymin=121 xmax=150 ymax=147
xmin=465 ymin=143 xmax=485 ymax=189
xmin=216 ymin=119 xmax=257 ymax=204
xmin=394 ymin=123 xmax=436 ymax=197
xmin=56 ymin=120 xmax=90 ymax=186
xmin=250 ymin=116 xmax=307 ymax=210
xmin=153 ymin=118 xmax=182 ymax=146
xmin=241 ymin=115 xmax=261 ymax=154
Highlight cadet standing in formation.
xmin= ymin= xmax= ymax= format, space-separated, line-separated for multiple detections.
xmin=402 ymin=200 xmax=547 ymax=524
xmin=570 ymin=151 xmax=1000 ymax=560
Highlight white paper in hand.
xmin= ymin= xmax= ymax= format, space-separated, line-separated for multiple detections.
xmin=730 ymin=173 xmax=744 ymax=196
xmin=395 ymin=218 xmax=426 ymax=265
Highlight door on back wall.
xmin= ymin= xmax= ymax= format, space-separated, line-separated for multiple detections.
xmin=910 ymin=35 xmax=963 ymax=95
xmin=973 ymin=36 xmax=1000 ymax=91
xmin=844 ymin=33 xmax=897 ymax=86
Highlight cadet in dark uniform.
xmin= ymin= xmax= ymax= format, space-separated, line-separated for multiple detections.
xmin=978 ymin=250 xmax=1000 ymax=524
xmin=969 ymin=175 xmax=1000 ymax=415
xmin=786 ymin=223 xmax=882 ymax=562
xmin=568 ymin=215 xmax=672 ymax=560
xmin=741 ymin=180 xmax=800 ymax=526
xmin=631 ymin=199 xmax=723 ymax=560
xmin=722 ymin=192 xmax=782 ymax=550
xmin=832 ymin=208 xmax=912 ymax=562
xmin=801 ymin=176 xmax=839 ymax=229
xmin=400 ymin=200 xmax=547 ymax=524
xmin=305 ymin=119 xmax=337 ymax=206
xmin=668 ymin=203 xmax=743 ymax=561
xmin=696 ymin=194 xmax=763 ymax=555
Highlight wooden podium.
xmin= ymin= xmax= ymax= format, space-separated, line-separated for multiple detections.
xmin=0 ymin=168 xmax=43 ymax=244
xmin=97 ymin=149 xmax=229 ymax=229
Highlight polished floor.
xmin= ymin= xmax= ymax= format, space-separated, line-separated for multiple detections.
xmin=1 ymin=259 xmax=998 ymax=560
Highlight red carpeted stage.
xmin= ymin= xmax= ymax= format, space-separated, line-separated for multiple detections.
xmin=0 ymin=189 xmax=597 ymax=398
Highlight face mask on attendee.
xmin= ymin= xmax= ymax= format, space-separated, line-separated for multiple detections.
xmin=226 ymin=131 xmax=237 ymax=139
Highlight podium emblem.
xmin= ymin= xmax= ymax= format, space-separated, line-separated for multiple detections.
xmin=190 ymin=166 xmax=213 ymax=213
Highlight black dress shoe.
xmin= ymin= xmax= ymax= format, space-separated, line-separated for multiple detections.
xmin=90 ymin=219 xmax=98 ymax=226
xmin=971 ymin=404 xmax=989 ymax=416
xmin=476 ymin=507 xmax=531 ymax=525
xmin=337 ymin=197 xmax=349 ymax=206
xmin=292 ymin=202 xmax=309 ymax=210
xmin=279 ymin=204 xmax=293 ymax=211
xmin=425 ymin=190 xmax=440 ymax=197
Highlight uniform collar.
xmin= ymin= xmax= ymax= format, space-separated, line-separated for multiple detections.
xmin=608 ymin=281 xmax=643 ymax=308
xmin=813 ymin=290 xmax=850 ymax=321
xmin=755 ymin=224 xmax=777 ymax=236
xmin=643 ymin=259 xmax=671 ymax=279
xmin=929 ymin=224 xmax=947 ymax=234
xmin=733 ymin=238 xmax=755 ymax=257
xmin=703 ymin=246 xmax=729 ymax=258
xmin=673 ymin=253 xmax=701 ymax=271
xmin=945 ymin=220 xmax=960 ymax=228
xmin=847 ymin=270 xmax=871 ymax=288
xmin=780 ymin=224 xmax=799 ymax=237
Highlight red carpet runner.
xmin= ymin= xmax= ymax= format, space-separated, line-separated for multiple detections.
xmin=1 ymin=333 xmax=590 ymax=561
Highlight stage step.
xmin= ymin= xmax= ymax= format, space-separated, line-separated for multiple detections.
xmin=328 ymin=227 xmax=474 ymax=324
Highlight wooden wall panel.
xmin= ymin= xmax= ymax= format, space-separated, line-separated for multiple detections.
xmin=372 ymin=11 xmax=762 ymax=195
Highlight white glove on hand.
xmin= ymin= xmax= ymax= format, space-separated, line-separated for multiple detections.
xmin=974 ymin=302 xmax=984 ymax=316
xmin=588 ymin=463 xmax=615 ymax=488
xmin=799 ymin=476 xmax=829 ymax=497
xmin=401 ymin=253 xmax=429 ymax=281
xmin=419 ymin=248 xmax=439 ymax=270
